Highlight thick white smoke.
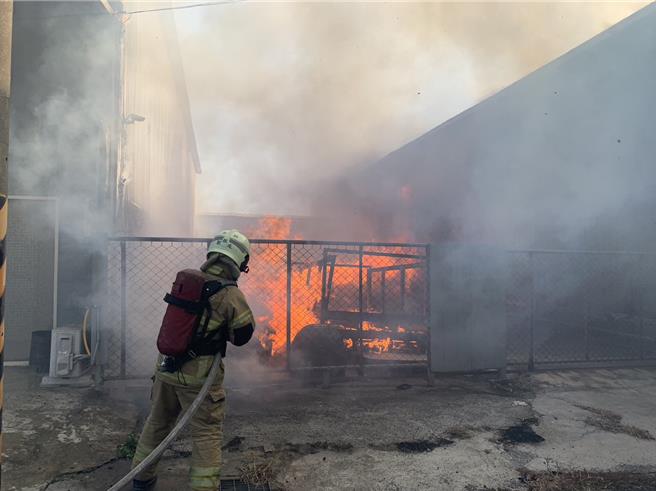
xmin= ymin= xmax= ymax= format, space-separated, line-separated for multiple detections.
xmin=174 ymin=2 xmax=645 ymax=216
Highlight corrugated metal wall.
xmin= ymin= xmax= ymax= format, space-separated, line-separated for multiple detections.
xmin=122 ymin=5 xmax=199 ymax=236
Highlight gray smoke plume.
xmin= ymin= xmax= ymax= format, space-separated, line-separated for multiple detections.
xmin=11 ymin=2 xmax=119 ymax=240
xmin=175 ymin=2 xmax=645 ymax=217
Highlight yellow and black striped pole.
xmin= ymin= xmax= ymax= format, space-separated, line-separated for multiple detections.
xmin=0 ymin=194 xmax=5 ymax=469
xmin=0 ymin=1 xmax=13 ymax=485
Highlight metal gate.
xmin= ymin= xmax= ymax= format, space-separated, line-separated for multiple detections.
xmin=101 ymin=238 xmax=430 ymax=379
xmin=507 ymin=250 xmax=656 ymax=368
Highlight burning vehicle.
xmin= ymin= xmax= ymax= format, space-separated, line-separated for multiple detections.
xmin=246 ymin=221 xmax=430 ymax=371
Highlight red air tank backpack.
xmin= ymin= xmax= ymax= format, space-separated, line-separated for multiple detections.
xmin=157 ymin=269 xmax=236 ymax=360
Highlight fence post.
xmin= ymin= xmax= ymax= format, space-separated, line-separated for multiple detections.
xmin=528 ymin=252 xmax=535 ymax=371
xmin=0 ymin=3 xmax=12 ymax=475
xmin=0 ymin=194 xmax=6 ymax=471
xmin=584 ymin=296 xmax=590 ymax=362
xmin=320 ymin=249 xmax=328 ymax=323
xmin=120 ymin=240 xmax=127 ymax=378
xmin=286 ymin=242 xmax=292 ymax=370
xmin=400 ymin=268 xmax=406 ymax=311
xmin=381 ymin=271 xmax=386 ymax=314
xmin=93 ymin=305 xmax=104 ymax=384
xmin=358 ymin=245 xmax=364 ymax=376
xmin=366 ymin=268 xmax=372 ymax=311
xmin=583 ymin=256 xmax=590 ymax=362
xmin=637 ymin=254 xmax=645 ymax=360
xmin=425 ymin=244 xmax=434 ymax=385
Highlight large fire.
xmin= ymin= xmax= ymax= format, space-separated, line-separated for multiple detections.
xmin=239 ymin=216 xmax=426 ymax=361
xmin=240 ymin=216 xmax=319 ymax=354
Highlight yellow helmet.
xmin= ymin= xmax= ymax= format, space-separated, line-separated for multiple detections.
xmin=207 ymin=229 xmax=251 ymax=272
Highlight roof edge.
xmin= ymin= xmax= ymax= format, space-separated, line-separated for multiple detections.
xmin=375 ymin=2 xmax=656 ymax=166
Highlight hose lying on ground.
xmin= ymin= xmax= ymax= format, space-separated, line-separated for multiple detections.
xmin=74 ymin=307 xmax=101 ymax=378
xmin=107 ymin=353 xmax=223 ymax=491
xmin=82 ymin=308 xmax=92 ymax=356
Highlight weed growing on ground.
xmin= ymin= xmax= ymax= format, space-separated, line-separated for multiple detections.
xmin=117 ymin=432 xmax=139 ymax=459
xmin=239 ymin=457 xmax=275 ymax=486
xmin=575 ymin=405 xmax=654 ymax=440
xmin=519 ymin=468 xmax=656 ymax=490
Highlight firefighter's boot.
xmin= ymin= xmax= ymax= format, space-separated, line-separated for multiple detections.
xmin=132 ymin=476 xmax=157 ymax=490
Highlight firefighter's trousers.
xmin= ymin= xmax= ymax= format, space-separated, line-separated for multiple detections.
xmin=132 ymin=377 xmax=225 ymax=490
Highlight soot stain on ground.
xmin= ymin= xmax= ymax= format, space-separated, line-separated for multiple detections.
xmin=223 ymin=436 xmax=245 ymax=452
xmin=498 ymin=419 xmax=545 ymax=445
xmin=284 ymin=441 xmax=354 ymax=454
xmin=396 ymin=439 xmax=454 ymax=453
xmin=370 ymin=438 xmax=454 ymax=453
xmin=445 ymin=425 xmax=476 ymax=440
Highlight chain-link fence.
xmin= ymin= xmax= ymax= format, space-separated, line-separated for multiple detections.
xmin=102 ymin=240 xmax=655 ymax=377
xmin=102 ymin=238 xmax=429 ymax=379
xmin=507 ymin=250 xmax=656 ymax=369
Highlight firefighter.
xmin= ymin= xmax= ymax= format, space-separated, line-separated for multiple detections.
xmin=132 ymin=229 xmax=255 ymax=491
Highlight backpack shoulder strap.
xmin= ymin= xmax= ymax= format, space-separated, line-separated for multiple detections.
xmin=203 ymin=280 xmax=237 ymax=299
xmin=194 ymin=280 xmax=238 ymax=346
xmin=163 ymin=294 xmax=204 ymax=313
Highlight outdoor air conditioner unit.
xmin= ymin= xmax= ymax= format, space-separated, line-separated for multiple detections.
xmin=49 ymin=327 xmax=85 ymax=378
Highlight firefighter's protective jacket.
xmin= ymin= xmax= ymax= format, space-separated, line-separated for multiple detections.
xmin=156 ymin=256 xmax=255 ymax=387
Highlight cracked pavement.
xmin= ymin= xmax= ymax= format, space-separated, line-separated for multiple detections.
xmin=3 ymin=366 xmax=656 ymax=490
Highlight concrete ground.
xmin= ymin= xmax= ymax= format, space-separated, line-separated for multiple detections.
xmin=4 ymin=365 xmax=656 ymax=490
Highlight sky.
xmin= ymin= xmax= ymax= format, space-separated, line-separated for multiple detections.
xmin=173 ymin=1 xmax=647 ymax=216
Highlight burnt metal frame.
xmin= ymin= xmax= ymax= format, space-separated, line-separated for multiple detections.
xmin=108 ymin=237 xmax=431 ymax=378
xmin=319 ymin=249 xmax=427 ymax=323
xmin=317 ymin=247 xmax=429 ymax=371
xmin=366 ymin=263 xmax=426 ymax=315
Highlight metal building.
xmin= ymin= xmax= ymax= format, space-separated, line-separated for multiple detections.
xmin=333 ymin=4 xmax=656 ymax=371
xmin=338 ymin=4 xmax=656 ymax=252
xmin=7 ymin=1 xmax=200 ymax=361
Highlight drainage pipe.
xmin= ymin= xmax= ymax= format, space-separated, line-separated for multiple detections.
xmin=107 ymin=353 xmax=223 ymax=491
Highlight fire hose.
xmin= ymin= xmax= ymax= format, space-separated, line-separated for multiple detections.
xmin=107 ymin=353 xmax=223 ymax=491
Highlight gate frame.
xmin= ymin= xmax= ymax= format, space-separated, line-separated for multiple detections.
xmin=507 ymin=248 xmax=656 ymax=371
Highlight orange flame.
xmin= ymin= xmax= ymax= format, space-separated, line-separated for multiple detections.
xmin=362 ymin=337 xmax=392 ymax=353
xmin=240 ymin=216 xmax=423 ymax=356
